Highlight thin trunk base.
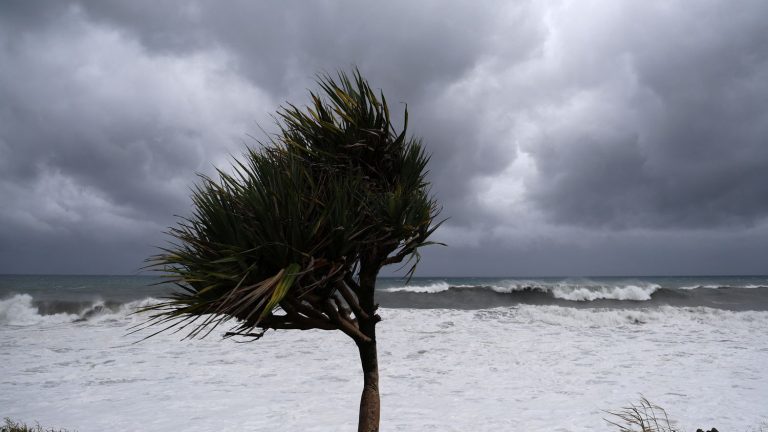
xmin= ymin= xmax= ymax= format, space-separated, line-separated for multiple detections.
xmin=357 ymin=338 xmax=379 ymax=432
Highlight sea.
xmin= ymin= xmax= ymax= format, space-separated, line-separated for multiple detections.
xmin=1 ymin=275 xmax=767 ymax=431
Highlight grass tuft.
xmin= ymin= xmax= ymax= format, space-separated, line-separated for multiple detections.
xmin=604 ymin=397 xmax=679 ymax=432
xmin=1 ymin=418 xmax=74 ymax=432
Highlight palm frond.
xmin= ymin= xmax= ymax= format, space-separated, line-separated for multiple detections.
xmin=139 ymin=67 xmax=442 ymax=341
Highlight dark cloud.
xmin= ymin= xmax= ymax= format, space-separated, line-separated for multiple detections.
xmin=77 ymin=1 xmax=499 ymax=96
xmin=1 ymin=1 xmax=767 ymax=275
xmin=418 ymin=225 xmax=768 ymax=277
xmin=70 ymin=0 xmax=550 ymax=227
xmin=520 ymin=1 xmax=768 ymax=229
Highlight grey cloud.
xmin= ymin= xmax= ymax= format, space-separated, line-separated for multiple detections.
xmin=69 ymin=1 xmax=546 ymax=222
xmin=1 ymin=1 xmax=767 ymax=275
xmin=74 ymin=0 xmax=548 ymax=228
xmin=0 ymin=1 xmax=72 ymax=33
xmin=521 ymin=1 xmax=768 ymax=229
xmin=416 ymin=224 xmax=768 ymax=277
xmin=0 ymin=5 xmax=273 ymax=272
xmin=78 ymin=1 xmax=499 ymax=97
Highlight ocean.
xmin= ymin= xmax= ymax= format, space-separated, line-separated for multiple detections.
xmin=1 ymin=275 xmax=767 ymax=431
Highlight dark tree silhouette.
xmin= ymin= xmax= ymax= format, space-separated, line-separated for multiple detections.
xmin=137 ymin=69 xmax=442 ymax=431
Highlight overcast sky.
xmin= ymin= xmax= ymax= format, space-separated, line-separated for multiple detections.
xmin=1 ymin=1 xmax=767 ymax=276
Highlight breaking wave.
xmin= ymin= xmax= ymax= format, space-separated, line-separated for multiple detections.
xmin=0 ymin=294 xmax=159 ymax=326
xmin=3 ymin=278 xmax=768 ymax=328
xmin=383 ymin=280 xmax=661 ymax=301
xmin=378 ymin=281 xmax=768 ymax=310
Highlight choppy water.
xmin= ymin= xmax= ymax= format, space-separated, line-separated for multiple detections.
xmin=1 ymin=275 xmax=767 ymax=430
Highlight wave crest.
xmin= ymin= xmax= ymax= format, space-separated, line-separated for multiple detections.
xmin=0 ymin=294 xmax=77 ymax=326
xmin=382 ymin=282 xmax=451 ymax=293
xmin=549 ymin=283 xmax=659 ymax=301
xmin=382 ymin=280 xmax=661 ymax=301
xmin=0 ymin=294 xmax=160 ymax=326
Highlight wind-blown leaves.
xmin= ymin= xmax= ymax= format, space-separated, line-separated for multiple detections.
xmin=137 ymin=68 xmax=441 ymax=340
xmin=259 ymin=263 xmax=301 ymax=321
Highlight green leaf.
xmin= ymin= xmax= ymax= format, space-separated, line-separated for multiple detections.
xmin=259 ymin=263 xmax=302 ymax=321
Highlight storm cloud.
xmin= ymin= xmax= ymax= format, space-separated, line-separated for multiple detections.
xmin=1 ymin=1 xmax=767 ymax=275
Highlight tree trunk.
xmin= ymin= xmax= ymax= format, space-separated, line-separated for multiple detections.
xmin=356 ymin=264 xmax=380 ymax=432
xmin=356 ymin=333 xmax=379 ymax=432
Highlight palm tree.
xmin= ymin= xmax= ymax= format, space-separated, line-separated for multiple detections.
xmin=138 ymin=69 xmax=442 ymax=432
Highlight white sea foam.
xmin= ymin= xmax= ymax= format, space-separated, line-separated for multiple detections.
xmin=0 ymin=294 xmax=77 ymax=326
xmin=382 ymin=281 xmax=451 ymax=293
xmin=484 ymin=280 xmax=662 ymax=301
xmin=680 ymin=284 xmax=766 ymax=290
xmin=485 ymin=280 xmax=545 ymax=293
xmin=2 ymin=302 xmax=767 ymax=431
xmin=549 ymin=283 xmax=660 ymax=301
xmin=385 ymin=280 xmax=662 ymax=301
xmin=680 ymin=284 xmax=723 ymax=290
xmin=0 ymin=294 xmax=160 ymax=326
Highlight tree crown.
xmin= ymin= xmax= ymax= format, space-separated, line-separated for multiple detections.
xmin=139 ymin=69 xmax=441 ymax=341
